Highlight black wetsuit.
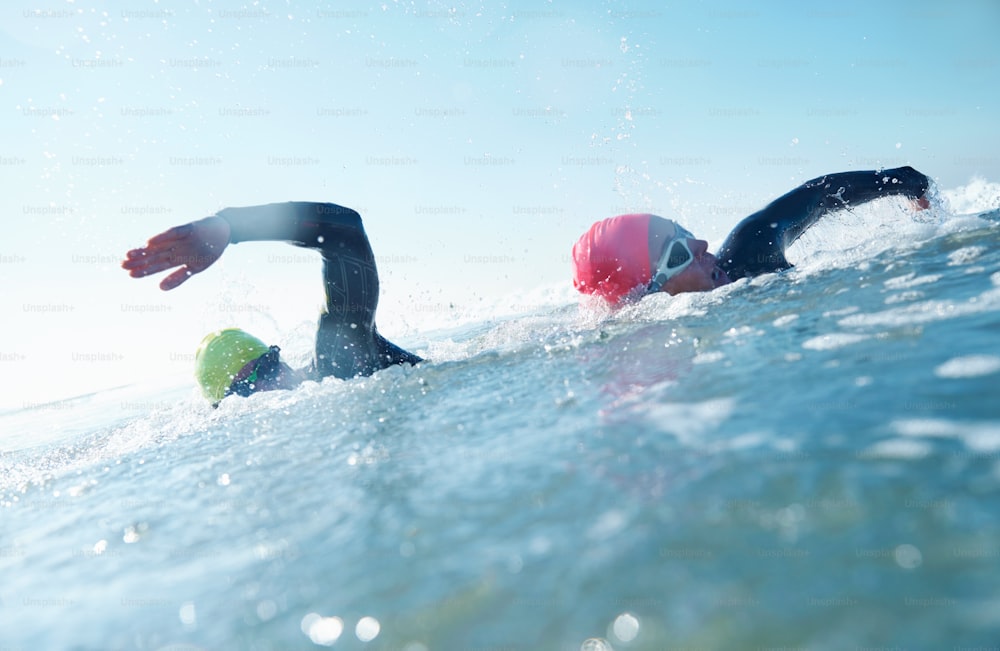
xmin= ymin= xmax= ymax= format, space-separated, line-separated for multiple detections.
xmin=216 ymin=202 xmax=422 ymax=380
xmin=717 ymin=166 xmax=931 ymax=280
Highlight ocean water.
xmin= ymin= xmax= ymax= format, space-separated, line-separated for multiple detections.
xmin=2 ymin=198 xmax=1000 ymax=650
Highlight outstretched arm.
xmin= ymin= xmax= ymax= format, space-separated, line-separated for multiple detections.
xmin=122 ymin=202 xmax=366 ymax=290
xmin=716 ymin=166 xmax=931 ymax=281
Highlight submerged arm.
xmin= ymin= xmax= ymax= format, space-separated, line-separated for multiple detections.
xmin=716 ymin=166 xmax=931 ymax=280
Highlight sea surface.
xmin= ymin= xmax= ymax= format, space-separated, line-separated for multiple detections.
xmin=2 ymin=199 xmax=1000 ymax=650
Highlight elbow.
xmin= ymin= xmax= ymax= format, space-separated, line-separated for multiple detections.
xmin=894 ymin=166 xmax=931 ymax=197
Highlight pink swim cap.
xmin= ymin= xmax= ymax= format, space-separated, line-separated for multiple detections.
xmin=571 ymin=213 xmax=653 ymax=304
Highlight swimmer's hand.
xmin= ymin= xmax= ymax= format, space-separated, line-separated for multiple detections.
xmin=122 ymin=216 xmax=231 ymax=290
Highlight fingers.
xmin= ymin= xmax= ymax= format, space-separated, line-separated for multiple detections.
xmin=121 ymin=249 xmax=151 ymax=275
xmin=121 ymin=248 xmax=181 ymax=277
xmin=124 ymin=250 xmax=195 ymax=287
xmin=121 ymin=248 xmax=152 ymax=272
xmin=122 ymin=224 xmax=195 ymax=271
xmin=160 ymin=267 xmax=193 ymax=291
xmin=146 ymin=223 xmax=193 ymax=247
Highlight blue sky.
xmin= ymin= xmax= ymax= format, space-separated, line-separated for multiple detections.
xmin=1 ymin=0 xmax=998 ymax=408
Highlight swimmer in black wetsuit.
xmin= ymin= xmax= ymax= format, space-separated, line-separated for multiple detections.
xmin=123 ymin=202 xmax=421 ymax=404
xmin=571 ymin=166 xmax=932 ymax=304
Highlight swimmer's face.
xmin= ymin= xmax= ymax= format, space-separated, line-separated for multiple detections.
xmin=228 ymin=353 xmax=302 ymax=398
xmin=249 ymin=360 xmax=301 ymax=393
xmin=662 ymin=238 xmax=731 ymax=294
xmin=647 ymin=218 xmax=732 ymax=295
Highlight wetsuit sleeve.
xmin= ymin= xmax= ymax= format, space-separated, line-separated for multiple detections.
xmin=217 ymin=201 xmax=364 ymax=249
xmin=716 ymin=166 xmax=931 ymax=281
xmin=216 ymin=202 xmax=422 ymax=378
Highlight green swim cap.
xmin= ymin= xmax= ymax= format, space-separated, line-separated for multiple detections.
xmin=194 ymin=328 xmax=270 ymax=404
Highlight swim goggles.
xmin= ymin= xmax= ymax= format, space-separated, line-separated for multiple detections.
xmin=646 ymin=225 xmax=695 ymax=293
xmin=227 ymin=345 xmax=285 ymax=397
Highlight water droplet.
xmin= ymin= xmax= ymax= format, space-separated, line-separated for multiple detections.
xmin=302 ymin=613 xmax=344 ymax=646
xmin=356 ymin=616 xmax=381 ymax=642
xmin=894 ymin=543 xmax=922 ymax=569
xmin=179 ymin=601 xmax=197 ymax=626
xmin=612 ymin=612 xmax=640 ymax=642
xmin=123 ymin=525 xmax=142 ymax=544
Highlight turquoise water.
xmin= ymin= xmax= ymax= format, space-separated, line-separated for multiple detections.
xmin=3 ymin=1 xmax=999 ymax=647
xmin=2 ymin=203 xmax=999 ymax=650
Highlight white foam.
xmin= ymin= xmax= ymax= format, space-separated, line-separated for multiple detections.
xmin=940 ymin=177 xmax=1000 ymax=215
xmin=724 ymin=325 xmax=764 ymax=339
xmin=772 ymin=314 xmax=799 ymax=328
xmin=0 ymin=387 xmax=206 ymax=495
xmin=802 ymin=333 xmax=872 ymax=351
xmin=860 ymin=438 xmax=933 ymax=460
xmin=948 ymin=246 xmax=988 ymax=266
xmin=935 ymin=355 xmax=1000 ymax=379
xmin=884 ymin=291 xmax=925 ymax=305
xmin=883 ymin=273 xmax=941 ymax=290
xmin=782 ymin=179 xmax=999 ymax=284
xmin=822 ymin=306 xmax=860 ymax=318
xmin=639 ymin=397 xmax=736 ymax=446
xmin=617 ymin=287 xmax=715 ymax=322
xmin=839 ymin=285 xmax=1000 ymax=329
xmin=785 ymin=198 xmax=939 ymax=275
xmin=892 ymin=419 xmax=1000 ymax=453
